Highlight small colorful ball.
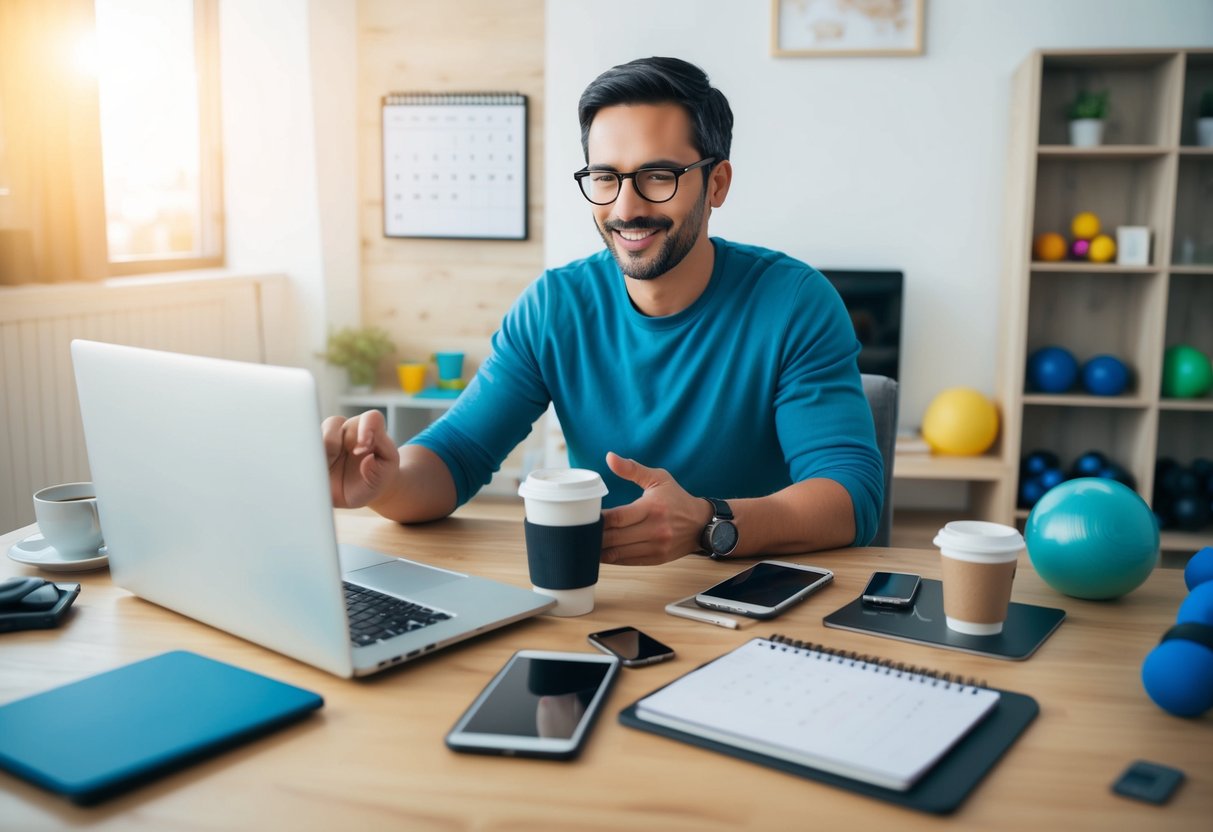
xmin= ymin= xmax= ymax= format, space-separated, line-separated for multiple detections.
xmin=1081 ymin=354 xmax=1129 ymax=396
xmin=1033 ymin=232 xmax=1068 ymax=262
xmin=1027 ymin=346 xmax=1079 ymax=393
xmin=1071 ymin=211 xmax=1101 ymax=240
xmin=1088 ymin=234 xmax=1117 ymax=263
xmin=921 ymin=387 xmax=1000 ymax=456
xmin=1069 ymin=238 xmax=1091 ymax=260
xmin=1162 ymin=345 xmax=1213 ymax=399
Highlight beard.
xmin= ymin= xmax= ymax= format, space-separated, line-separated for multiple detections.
xmin=596 ymin=193 xmax=707 ymax=281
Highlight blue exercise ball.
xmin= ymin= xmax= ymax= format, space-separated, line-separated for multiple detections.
xmin=1141 ymin=638 xmax=1213 ymax=717
xmin=1186 ymin=547 xmax=1213 ymax=591
xmin=1082 ymin=355 xmax=1130 ymax=396
xmin=1027 ymin=346 xmax=1079 ymax=393
xmin=1025 ymin=478 xmax=1159 ymax=600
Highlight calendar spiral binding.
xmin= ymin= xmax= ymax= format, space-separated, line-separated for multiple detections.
xmin=384 ymin=92 xmax=526 ymax=106
xmin=767 ymin=633 xmax=989 ymax=693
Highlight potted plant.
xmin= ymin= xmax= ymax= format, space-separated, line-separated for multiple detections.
xmin=1198 ymin=89 xmax=1213 ymax=148
xmin=1068 ymin=90 xmax=1108 ymax=147
xmin=321 ymin=326 xmax=396 ymax=392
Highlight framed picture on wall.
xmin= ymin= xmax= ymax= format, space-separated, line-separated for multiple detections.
xmin=771 ymin=0 xmax=924 ymax=57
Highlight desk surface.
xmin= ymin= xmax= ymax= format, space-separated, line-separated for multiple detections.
xmin=1 ymin=510 xmax=1208 ymax=830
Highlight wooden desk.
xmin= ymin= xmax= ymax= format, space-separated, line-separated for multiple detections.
xmin=1 ymin=511 xmax=1208 ymax=830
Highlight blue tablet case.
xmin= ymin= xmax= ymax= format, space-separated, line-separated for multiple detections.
xmin=0 ymin=650 xmax=323 ymax=804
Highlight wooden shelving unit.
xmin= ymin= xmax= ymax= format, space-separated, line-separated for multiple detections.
xmin=997 ymin=48 xmax=1213 ymax=554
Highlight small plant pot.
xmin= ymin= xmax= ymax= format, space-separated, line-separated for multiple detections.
xmin=1198 ymin=117 xmax=1213 ymax=148
xmin=1069 ymin=118 xmax=1104 ymax=147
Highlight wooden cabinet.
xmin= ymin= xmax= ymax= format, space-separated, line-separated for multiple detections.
xmin=998 ymin=49 xmax=1213 ymax=554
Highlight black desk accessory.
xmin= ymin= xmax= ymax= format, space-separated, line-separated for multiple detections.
xmin=823 ymin=578 xmax=1065 ymax=660
xmin=0 ymin=579 xmax=80 ymax=632
xmin=619 ymin=635 xmax=1039 ymax=814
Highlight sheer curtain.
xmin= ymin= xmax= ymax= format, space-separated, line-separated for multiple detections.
xmin=0 ymin=0 xmax=107 ymax=284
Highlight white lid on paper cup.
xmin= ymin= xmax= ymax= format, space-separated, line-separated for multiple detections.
xmin=933 ymin=520 xmax=1024 ymax=564
xmin=517 ymin=468 xmax=608 ymax=502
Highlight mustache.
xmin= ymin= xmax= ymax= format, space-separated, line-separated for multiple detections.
xmin=602 ymin=217 xmax=672 ymax=233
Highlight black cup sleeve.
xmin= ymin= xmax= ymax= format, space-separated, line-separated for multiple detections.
xmin=524 ymin=517 xmax=603 ymax=590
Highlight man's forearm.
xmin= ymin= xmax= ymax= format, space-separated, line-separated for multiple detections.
xmin=728 ymin=478 xmax=856 ymax=556
xmin=368 ymin=445 xmax=459 ymax=524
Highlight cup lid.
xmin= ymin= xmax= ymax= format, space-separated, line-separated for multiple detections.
xmin=933 ymin=520 xmax=1024 ymax=555
xmin=518 ymin=468 xmax=608 ymax=502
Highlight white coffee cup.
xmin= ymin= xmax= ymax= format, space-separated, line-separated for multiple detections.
xmin=518 ymin=468 xmax=608 ymax=616
xmin=33 ymin=482 xmax=104 ymax=559
xmin=934 ymin=520 xmax=1025 ymax=636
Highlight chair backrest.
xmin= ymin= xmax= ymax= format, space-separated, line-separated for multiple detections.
xmin=861 ymin=374 xmax=899 ymax=547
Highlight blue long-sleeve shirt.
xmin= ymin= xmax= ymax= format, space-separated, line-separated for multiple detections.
xmin=410 ymin=237 xmax=884 ymax=546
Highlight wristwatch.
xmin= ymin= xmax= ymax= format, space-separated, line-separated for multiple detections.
xmin=700 ymin=498 xmax=739 ymax=560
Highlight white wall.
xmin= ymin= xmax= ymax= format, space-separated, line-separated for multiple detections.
xmin=219 ymin=0 xmax=359 ymax=409
xmin=545 ymin=0 xmax=1213 ymax=429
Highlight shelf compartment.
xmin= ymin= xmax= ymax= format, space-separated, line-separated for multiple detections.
xmin=1155 ymin=409 xmax=1213 ymax=464
xmin=1164 ymin=273 xmax=1213 ymax=362
xmin=1032 ymin=157 xmax=1173 ymax=268
xmin=1171 ymin=157 xmax=1213 ymax=265
xmin=1038 ymin=52 xmax=1180 ymax=147
xmin=1180 ymin=52 xmax=1213 ymax=148
xmin=1026 ymin=270 xmax=1165 ymax=398
xmin=1020 ymin=404 xmax=1153 ymax=497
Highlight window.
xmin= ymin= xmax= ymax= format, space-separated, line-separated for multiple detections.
xmin=95 ymin=0 xmax=223 ymax=274
xmin=0 ymin=0 xmax=221 ymax=285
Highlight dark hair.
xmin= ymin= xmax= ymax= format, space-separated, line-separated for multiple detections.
xmin=577 ymin=57 xmax=733 ymax=167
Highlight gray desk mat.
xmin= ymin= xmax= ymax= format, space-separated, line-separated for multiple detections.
xmin=823 ymin=579 xmax=1065 ymax=661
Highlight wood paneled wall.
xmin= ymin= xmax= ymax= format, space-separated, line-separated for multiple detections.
xmin=356 ymin=0 xmax=546 ymax=374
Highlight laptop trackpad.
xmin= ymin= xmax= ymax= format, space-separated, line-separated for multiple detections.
xmin=349 ymin=560 xmax=465 ymax=596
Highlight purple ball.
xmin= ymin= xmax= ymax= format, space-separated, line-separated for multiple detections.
xmin=1070 ymin=238 xmax=1091 ymax=260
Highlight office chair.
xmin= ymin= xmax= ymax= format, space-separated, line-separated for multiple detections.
xmin=861 ymin=374 xmax=899 ymax=547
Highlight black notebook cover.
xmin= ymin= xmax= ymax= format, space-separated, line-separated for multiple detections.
xmin=619 ymin=639 xmax=1039 ymax=815
xmin=0 ymin=651 xmax=323 ymax=804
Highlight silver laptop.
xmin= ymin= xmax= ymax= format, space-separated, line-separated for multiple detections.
xmin=71 ymin=339 xmax=554 ymax=678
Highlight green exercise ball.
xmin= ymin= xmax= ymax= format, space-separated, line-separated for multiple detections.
xmin=1162 ymin=345 xmax=1213 ymax=398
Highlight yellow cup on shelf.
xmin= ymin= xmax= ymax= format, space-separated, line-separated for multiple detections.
xmin=397 ymin=363 xmax=427 ymax=395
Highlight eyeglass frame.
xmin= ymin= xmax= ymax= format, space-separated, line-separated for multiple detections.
xmin=572 ymin=157 xmax=717 ymax=205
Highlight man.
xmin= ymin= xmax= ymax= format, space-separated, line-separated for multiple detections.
xmin=323 ymin=57 xmax=883 ymax=566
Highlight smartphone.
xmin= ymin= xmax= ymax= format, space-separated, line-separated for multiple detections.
xmin=445 ymin=649 xmax=620 ymax=760
xmin=861 ymin=571 xmax=922 ymax=608
xmin=588 ymin=626 xmax=676 ymax=667
xmin=694 ymin=560 xmax=833 ymax=619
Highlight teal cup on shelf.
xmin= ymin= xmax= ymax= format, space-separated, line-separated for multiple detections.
xmin=432 ymin=352 xmax=466 ymax=390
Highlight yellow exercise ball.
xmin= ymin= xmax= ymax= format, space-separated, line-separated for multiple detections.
xmin=921 ymin=388 xmax=1000 ymax=456
xmin=1088 ymin=233 xmax=1117 ymax=263
xmin=1071 ymin=211 xmax=1101 ymax=240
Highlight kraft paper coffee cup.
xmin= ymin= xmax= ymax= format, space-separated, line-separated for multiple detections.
xmin=518 ymin=469 xmax=608 ymax=616
xmin=933 ymin=521 xmax=1025 ymax=636
xmin=33 ymin=482 xmax=105 ymax=559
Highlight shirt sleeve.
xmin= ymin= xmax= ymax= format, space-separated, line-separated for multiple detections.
xmin=408 ymin=279 xmax=552 ymax=507
xmin=773 ymin=272 xmax=885 ymax=546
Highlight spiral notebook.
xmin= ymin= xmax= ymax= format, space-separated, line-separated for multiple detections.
xmin=382 ymin=92 xmax=527 ymax=240
xmin=620 ymin=635 xmax=1038 ymax=813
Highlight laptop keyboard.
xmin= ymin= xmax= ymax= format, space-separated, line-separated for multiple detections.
xmin=343 ymin=582 xmax=451 ymax=647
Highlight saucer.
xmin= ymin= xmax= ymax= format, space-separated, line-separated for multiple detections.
xmin=7 ymin=532 xmax=109 ymax=572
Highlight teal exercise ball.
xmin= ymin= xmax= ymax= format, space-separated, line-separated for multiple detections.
xmin=1025 ymin=477 xmax=1159 ymax=600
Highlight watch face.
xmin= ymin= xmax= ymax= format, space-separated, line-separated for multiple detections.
xmin=710 ymin=521 xmax=738 ymax=554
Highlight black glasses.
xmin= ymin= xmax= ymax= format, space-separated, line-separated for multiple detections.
xmin=573 ymin=157 xmax=716 ymax=205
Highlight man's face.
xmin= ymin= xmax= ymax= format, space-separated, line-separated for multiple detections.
xmin=585 ymin=104 xmax=710 ymax=281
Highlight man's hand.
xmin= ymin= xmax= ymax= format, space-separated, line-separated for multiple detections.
xmin=600 ymin=452 xmax=711 ymax=566
xmin=321 ymin=410 xmax=401 ymax=509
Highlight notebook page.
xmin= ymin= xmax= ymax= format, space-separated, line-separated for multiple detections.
xmin=635 ymin=638 xmax=999 ymax=790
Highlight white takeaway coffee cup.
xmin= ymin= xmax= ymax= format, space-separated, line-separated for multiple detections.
xmin=933 ymin=520 xmax=1025 ymax=636
xmin=518 ymin=469 xmax=608 ymax=616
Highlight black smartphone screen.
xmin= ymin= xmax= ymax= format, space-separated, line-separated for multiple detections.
xmin=461 ymin=656 xmax=612 ymax=739
xmin=702 ymin=563 xmax=831 ymax=607
xmin=590 ymin=627 xmax=673 ymax=662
